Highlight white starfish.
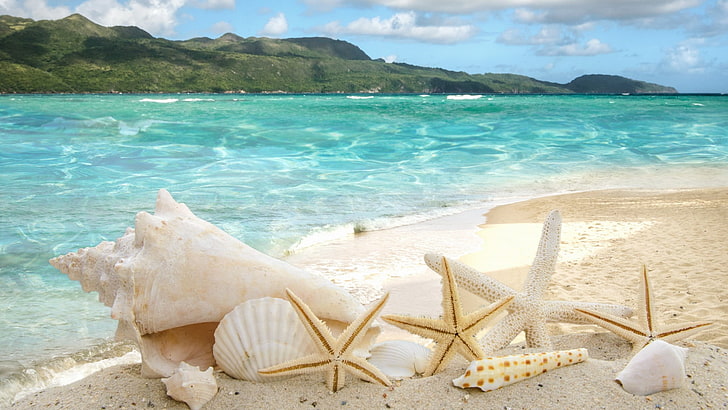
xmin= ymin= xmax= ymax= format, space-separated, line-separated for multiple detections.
xmin=576 ymin=264 xmax=713 ymax=354
xmin=426 ymin=210 xmax=633 ymax=353
xmin=258 ymin=289 xmax=391 ymax=392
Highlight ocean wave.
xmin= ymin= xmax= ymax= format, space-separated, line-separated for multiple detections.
xmin=139 ymin=98 xmax=179 ymax=103
xmin=0 ymin=341 xmax=140 ymax=407
xmin=346 ymin=95 xmax=375 ymax=100
xmin=446 ymin=95 xmax=483 ymax=100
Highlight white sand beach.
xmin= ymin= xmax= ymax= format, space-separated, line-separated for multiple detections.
xmin=10 ymin=188 xmax=728 ymax=409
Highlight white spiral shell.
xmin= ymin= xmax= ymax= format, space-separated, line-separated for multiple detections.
xmin=161 ymin=361 xmax=217 ymax=410
xmin=615 ymin=339 xmax=688 ymax=395
xmin=453 ymin=348 xmax=589 ymax=392
xmin=213 ymin=297 xmax=317 ymax=382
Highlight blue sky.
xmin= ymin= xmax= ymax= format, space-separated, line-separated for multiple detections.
xmin=2 ymin=0 xmax=727 ymax=93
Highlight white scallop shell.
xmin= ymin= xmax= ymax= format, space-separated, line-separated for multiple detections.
xmin=615 ymin=339 xmax=687 ymax=395
xmin=213 ymin=297 xmax=317 ymax=382
xmin=367 ymin=340 xmax=432 ymax=379
xmin=161 ymin=361 xmax=217 ymax=410
xmin=453 ymin=348 xmax=589 ymax=392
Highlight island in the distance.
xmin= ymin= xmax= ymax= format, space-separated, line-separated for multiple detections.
xmin=0 ymin=14 xmax=678 ymax=94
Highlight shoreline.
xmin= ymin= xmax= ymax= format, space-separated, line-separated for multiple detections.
xmin=9 ymin=187 xmax=728 ymax=408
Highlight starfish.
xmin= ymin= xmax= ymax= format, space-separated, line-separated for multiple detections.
xmin=576 ymin=264 xmax=713 ymax=354
xmin=381 ymin=256 xmax=514 ymax=376
xmin=258 ymin=288 xmax=391 ymax=392
xmin=425 ymin=210 xmax=634 ymax=353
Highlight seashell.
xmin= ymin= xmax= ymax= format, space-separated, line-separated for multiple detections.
xmin=161 ymin=361 xmax=217 ymax=410
xmin=615 ymin=339 xmax=687 ymax=395
xmin=50 ymin=189 xmax=379 ymax=377
xmin=453 ymin=348 xmax=588 ymax=392
xmin=213 ymin=297 xmax=317 ymax=382
xmin=367 ymin=340 xmax=432 ymax=379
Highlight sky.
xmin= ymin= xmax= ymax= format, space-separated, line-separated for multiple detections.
xmin=2 ymin=0 xmax=727 ymax=93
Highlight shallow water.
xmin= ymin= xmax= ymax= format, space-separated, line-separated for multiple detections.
xmin=1 ymin=93 xmax=727 ymax=402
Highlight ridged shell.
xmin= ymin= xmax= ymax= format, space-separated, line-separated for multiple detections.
xmin=161 ymin=361 xmax=217 ymax=410
xmin=453 ymin=348 xmax=589 ymax=392
xmin=367 ymin=340 xmax=432 ymax=379
xmin=213 ymin=297 xmax=317 ymax=382
xmin=615 ymin=340 xmax=687 ymax=395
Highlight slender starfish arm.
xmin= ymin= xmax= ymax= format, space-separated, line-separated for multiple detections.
xmin=424 ymin=253 xmax=515 ymax=302
xmin=543 ymin=300 xmax=633 ymax=324
xmin=523 ymin=320 xmax=552 ymax=349
xmin=575 ymin=308 xmax=649 ymax=348
xmin=381 ymin=315 xmax=454 ymax=341
xmin=523 ymin=210 xmax=562 ymax=299
xmin=258 ymin=354 xmax=332 ymax=378
xmin=425 ymin=336 xmax=459 ymax=376
xmin=340 ymin=356 xmax=391 ymax=388
xmin=336 ymin=293 xmax=390 ymax=355
xmin=657 ymin=321 xmax=713 ymax=344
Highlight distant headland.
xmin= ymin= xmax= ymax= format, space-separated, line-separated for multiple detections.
xmin=0 ymin=14 xmax=678 ymax=94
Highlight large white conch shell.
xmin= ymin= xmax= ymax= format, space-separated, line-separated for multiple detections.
xmin=615 ymin=340 xmax=688 ymax=396
xmin=367 ymin=340 xmax=431 ymax=379
xmin=162 ymin=361 xmax=217 ymax=410
xmin=213 ymin=297 xmax=317 ymax=382
xmin=50 ymin=189 xmax=379 ymax=377
xmin=453 ymin=348 xmax=588 ymax=392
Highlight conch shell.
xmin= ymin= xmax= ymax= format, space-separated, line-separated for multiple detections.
xmin=615 ymin=340 xmax=688 ymax=395
xmin=162 ymin=361 xmax=217 ymax=410
xmin=50 ymin=189 xmax=378 ymax=377
xmin=453 ymin=348 xmax=589 ymax=392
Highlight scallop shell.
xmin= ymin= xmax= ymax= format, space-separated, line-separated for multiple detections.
xmin=367 ymin=340 xmax=432 ymax=379
xmin=49 ymin=189 xmax=380 ymax=377
xmin=453 ymin=348 xmax=589 ymax=392
xmin=213 ymin=297 xmax=317 ymax=382
xmin=161 ymin=361 xmax=217 ymax=410
xmin=615 ymin=339 xmax=687 ymax=395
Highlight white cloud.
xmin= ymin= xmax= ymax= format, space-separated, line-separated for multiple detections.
xmin=661 ymin=41 xmax=707 ymax=73
xmin=383 ymin=54 xmax=397 ymax=62
xmin=321 ymin=11 xmax=477 ymax=44
xmin=539 ymin=38 xmax=614 ymax=56
xmin=307 ymin=0 xmax=702 ymax=24
xmin=194 ymin=0 xmax=234 ymax=9
xmin=211 ymin=21 xmax=234 ymax=34
xmin=260 ymin=12 xmax=288 ymax=36
xmin=0 ymin=0 xmax=71 ymax=20
xmin=498 ymin=25 xmax=571 ymax=46
xmin=75 ymin=0 xmax=186 ymax=36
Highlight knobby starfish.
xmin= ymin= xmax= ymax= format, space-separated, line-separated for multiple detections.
xmin=425 ymin=210 xmax=634 ymax=353
xmin=576 ymin=264 xmax=713 ymax=354
xmin=381 ymin=256 xmax=514 ymax=376
xmin=258 ymin=288 xmax=391 ymax=392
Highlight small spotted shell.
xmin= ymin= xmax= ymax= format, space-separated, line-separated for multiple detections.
xmin=452 ymin=348 xmax=589 ymax=392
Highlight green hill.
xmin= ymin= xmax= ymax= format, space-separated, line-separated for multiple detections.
xmin=0 ymin=14 xmax=678 ymax=94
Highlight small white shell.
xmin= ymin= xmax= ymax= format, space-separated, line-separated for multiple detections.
xmin=161 ymin=361 xmax=217 ymax=410
xmin=367 ymin=340 xmax=432 ymax=379
xmin=453 ymin=348 xmax=588 ymax=392
xmin=213 ymin=297 xmax=316 ymax=382
xmin=616 ymin=340 xmax=688 ymax=395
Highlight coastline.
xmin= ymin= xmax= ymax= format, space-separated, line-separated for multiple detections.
xmin=9 ymin=187 xmax=728 ymax=409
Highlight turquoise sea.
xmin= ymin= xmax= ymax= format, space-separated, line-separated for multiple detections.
xmin=1 ymin=93 xmax=727 ymax=402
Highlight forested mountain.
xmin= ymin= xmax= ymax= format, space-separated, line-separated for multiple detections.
xmin=0 ymin=14 xmax=678 ymax=94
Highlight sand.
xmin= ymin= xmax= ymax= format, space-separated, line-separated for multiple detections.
xmin=10 ymin=188 xmax=728 ymax=409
